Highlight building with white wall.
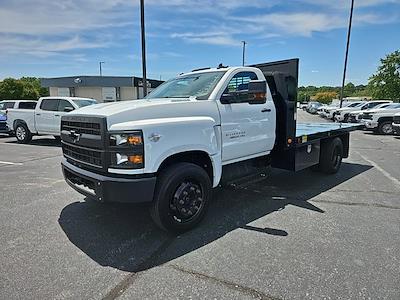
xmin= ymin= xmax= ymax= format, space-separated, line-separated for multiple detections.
xmin=40 ymin=76 xmax=163 ymax=103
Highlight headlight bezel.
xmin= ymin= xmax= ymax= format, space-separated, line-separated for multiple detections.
xmin=108 ymin=130 xmax=144 ymax=169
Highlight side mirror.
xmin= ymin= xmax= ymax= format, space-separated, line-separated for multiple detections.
xmin=220 ymin=80 xmax=267 ymax=104
xmin=64 ymin=106 xmax=74 ymax=112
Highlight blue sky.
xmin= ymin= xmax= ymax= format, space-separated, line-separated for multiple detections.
xmin=0 ymin=0 xmax=399 ymax=86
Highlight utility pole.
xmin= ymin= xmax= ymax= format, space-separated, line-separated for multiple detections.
xmin=340 ymin=0 xmax=355 ymax=108
xmin=140 ymin=0 xmax=148 ymax=97
xmin=241 ymin=41 xmax=247 ymax=66
xmin=99 ymin=61 xmax=105 ymax=76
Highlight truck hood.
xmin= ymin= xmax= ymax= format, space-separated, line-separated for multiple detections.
xmin=71 ymin=97 xmax=221 ymax=129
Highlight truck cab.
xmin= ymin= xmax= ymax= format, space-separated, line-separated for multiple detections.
xmin=60 ymin=59 xmax=360 ymax=233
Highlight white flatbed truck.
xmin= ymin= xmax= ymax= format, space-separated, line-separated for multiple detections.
xmin=60 ymin=59 xmax=360 ymax=232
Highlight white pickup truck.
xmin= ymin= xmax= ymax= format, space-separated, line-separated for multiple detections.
xmin=7 ymin=96 xmax=97 ymax=143
xmin=360 ymin=103 xmax=400 ymax=134
xmin=60 ymin=59 xmax=360 ymax=233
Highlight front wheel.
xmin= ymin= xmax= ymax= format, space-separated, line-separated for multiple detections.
xmin=150 ymin=163 xmax=211 ymax=233
xmin=15 ymin=124 xmax=32 ymax=144
xmin=378 ymin=121 xmax=393 ymax=135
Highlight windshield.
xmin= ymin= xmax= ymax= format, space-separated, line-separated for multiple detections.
xmin=146 ymin=71 xmax=226 ymax=100
xmin=73 ymin=99 xmax=97 ymax=108
xmin=348 ymin=102 xmax=362 ymax=107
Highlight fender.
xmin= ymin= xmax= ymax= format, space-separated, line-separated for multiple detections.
xmin=108 ymin=116 xmax=222 ymax=186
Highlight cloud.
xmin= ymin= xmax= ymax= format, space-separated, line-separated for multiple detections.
xmin=0 ymin=0 xmax=399 ymax=59
xmin=171 ymin=32 xmax=239 ymax=46
xmin=0 ymin=35 xmax=108 ymax=57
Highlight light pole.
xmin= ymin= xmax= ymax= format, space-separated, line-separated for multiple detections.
xmin=340 ymin=0 xmax=355 ymax=108
xmin=140 ymin=0 xmax=148 ymax=97
xmin=241 ymin=41 xmax=247 ymax=66
xmin=99 ymin=61 xmax=105 ymax=76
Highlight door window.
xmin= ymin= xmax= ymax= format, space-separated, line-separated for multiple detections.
xmin=40 ymin=99 xmax=59 ymax=111
xmin=18 ymin=102 xmax=37 ymax=109
xmin=58 ymin=100 xmax=74 ymax=112
xmin=0 ymin=102 xmax=16 ymax=109
xmin=226 ymin=72 xmax=258 ymax=93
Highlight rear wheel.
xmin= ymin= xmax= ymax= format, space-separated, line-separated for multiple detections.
xmin=378 ymin=121 xmax=393 ymax=135
xmin=150 ymin=163 xmax=211 ymax=233
xmin=15 ymin=124 xmax=32 ymax=144
xmin=312 ymin=137 xmax=343 ymax=174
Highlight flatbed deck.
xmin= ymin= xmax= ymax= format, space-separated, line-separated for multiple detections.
xmin=296 ymin=123 xmax=361 ymax=141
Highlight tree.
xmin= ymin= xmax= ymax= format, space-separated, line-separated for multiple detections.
xmin=0 ymin=77 xmax=49 ymax=100
xmin=0 ymin=78 xmax=24 ymax=99
xmin=312 ymin=91 xmax=338 ymax=104
xmin=344 ymin=82 xmax=356 ymax=97
xmin=368 ymin=50 xmax=400 ymax=101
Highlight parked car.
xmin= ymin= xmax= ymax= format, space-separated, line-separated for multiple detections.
xmin=299 ymin=102 xmax=308 ymax=110
xmin=346 ymin=101 xmax=393 ymax=123
xmin=0 ymin=112 xmax=8 ymax=133
xmin=6 ymin=97 xmax=97 ymax=143
xmin=307 ymin=102 xmax=323 ymax=114
xmin=317 ymin=105 xmax=328 ymax=117
xmin=391 ymin=112 xmax=400 ymax=135
xmin=360 ymin=103 xmax=400 ymax=134
xmin=334 ymin=101 xmax=368 ymax=122
xmin=324 ymin=101 xmax=364 ymax=120
xmin=0 ymin=100 xmax=37 ymax=134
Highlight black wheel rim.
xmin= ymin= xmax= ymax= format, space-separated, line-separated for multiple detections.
xmin=169 ymin=180 xmax=204 ymax=223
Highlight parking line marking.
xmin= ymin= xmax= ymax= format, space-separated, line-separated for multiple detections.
xmin=0 ymin=161 xmax=23 ymax=165
xmin=355 ymin=151 xmax=400 ymax=187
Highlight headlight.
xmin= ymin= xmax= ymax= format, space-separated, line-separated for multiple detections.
xmin=109 ymin=131 xmax=144 ymax=169
xmin=110 ymin=132 xmax=143 ymax=146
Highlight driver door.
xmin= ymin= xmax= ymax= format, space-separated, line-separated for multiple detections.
xmin=53 ymin=100 xmax=75 ymax=133
xmin=217 ymin=71 xmax=275 ymax=163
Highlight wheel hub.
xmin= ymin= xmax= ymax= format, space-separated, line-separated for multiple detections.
xmin=16 ymin=127 xmax=26 ymax=140
xmin=170 ymin=181 xmax=203 ymax=222
xmin=382 ymin=124 xmax=392 ymax=134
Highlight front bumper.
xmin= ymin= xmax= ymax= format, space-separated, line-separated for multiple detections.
xmin=62 ymin=159 xmax=156 ymax=203
xmin=334 ymin=114 xmax=344 ymax=122
xmin=363 ymin=120 xmax=378 ymax=129
xmin=0 ymin=122 xmax=10 ymax=133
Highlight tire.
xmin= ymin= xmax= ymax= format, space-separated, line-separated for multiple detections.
xmin=15 ymin=124 xmax=32 ymax=144
xmin=318 ymin=137 xmax=343 ymax=174
xmin=150 ymin=163 xmax=211 ymax=233
xmin=377 ymin=121 xmax=393 ymax=135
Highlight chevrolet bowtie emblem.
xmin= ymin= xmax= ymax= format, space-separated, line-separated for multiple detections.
xmin=69 ymin=130 xmax=81 ymax=143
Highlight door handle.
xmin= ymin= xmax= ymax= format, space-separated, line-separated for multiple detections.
xmin=36 ymin=113 xmax=41 ymax=116
xmin=55 ymin=115 xmax=60 ymax=117
xmin=261 ymin=108 xmax=271 ymax=113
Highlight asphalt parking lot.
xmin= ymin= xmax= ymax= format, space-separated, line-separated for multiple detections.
xmin=0 ymin=110 xmax=399 ymax=300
